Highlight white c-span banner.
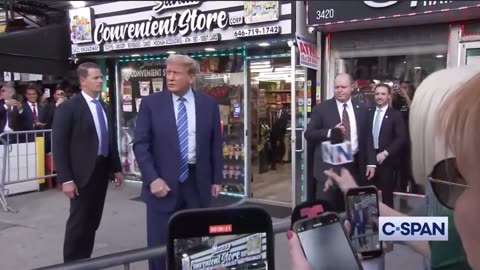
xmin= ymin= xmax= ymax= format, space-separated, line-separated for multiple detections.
xmin=379 ymin=216 xmax=448 ymax=241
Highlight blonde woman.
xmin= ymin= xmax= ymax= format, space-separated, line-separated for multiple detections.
xmin=288 ymin=66 xmax=480 ymax=270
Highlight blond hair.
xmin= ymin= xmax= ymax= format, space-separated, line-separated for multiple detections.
xmin=410 ymin=66 xmax=480 ymax=186
xmin=439 ymin=72 xmax=480 ymax=183
xmin=166 ymin=54 xmax=200 ymax=75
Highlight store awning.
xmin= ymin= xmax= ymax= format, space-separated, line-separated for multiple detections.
xmin=0 ymin=24 xmax=71 ymax=76
xmin=307 ymin=1 xmax=480 ymax=32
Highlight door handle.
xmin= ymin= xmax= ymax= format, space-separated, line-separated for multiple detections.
xmin=296 ymin=130 xmax=306 ymax=152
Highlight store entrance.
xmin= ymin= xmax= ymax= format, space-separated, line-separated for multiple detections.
xmin=249 ymin=57 xmax=293 ymax=203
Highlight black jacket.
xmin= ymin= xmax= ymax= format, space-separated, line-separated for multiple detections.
xmin=52 ymin=93 xmax=121 ymax=187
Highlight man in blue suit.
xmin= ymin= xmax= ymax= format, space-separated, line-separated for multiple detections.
xmin=20 ymin=84 xmax=46 ymax=131
xmin=133 ymin=54 xmax=223 ymax=270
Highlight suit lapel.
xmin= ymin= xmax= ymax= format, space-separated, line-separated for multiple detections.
xmin=329 ymin=99 xmax=341 ymax=124
xmin=100 ymin=100 xmax=114 ymax=141
xmin=77 ymin=94 xmax=96 ymax=131
xmin=193 ymin=90 xmax=203 ymax=158
xmin=352 ymin=100 xmax=362 ymax=134
xmin=380 ymin=107 xmax=391 ymax=136
xmin=165 ymin=91 xmax=180 ymax=154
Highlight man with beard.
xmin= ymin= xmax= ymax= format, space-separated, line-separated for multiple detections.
xmin=368 ymin=83 xmax=406 ymax=207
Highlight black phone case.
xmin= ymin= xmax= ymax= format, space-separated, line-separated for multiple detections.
xmin=167 ymin=206 xmax=275 ymax=270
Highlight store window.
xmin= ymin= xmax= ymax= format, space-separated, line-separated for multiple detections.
xmin=116 ymin=54 xmax=246 ymax=197
xmin=337 ymin=53 xmax=446 ymax=108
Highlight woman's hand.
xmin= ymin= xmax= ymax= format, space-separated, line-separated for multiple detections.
xmin=323 ymin=168 xmax=359 ymax=193
xmin=287 ymin=230 xmax=313 ymax=270
xmin=287 ymin=221 xmax=355 ymax=270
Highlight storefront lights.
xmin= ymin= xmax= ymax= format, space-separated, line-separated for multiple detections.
xmin=258 ymin=42 xmax=270 ymax=47
xmin=166 ymin=51 xmax=176 ymax=54
xmin=205 ymin=48 xmax=216 ymax=52
xmin=70 ymin=1 xmax=86 ymax=8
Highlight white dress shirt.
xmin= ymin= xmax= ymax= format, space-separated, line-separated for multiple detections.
xmin=3 ymin=104 xmax=12 ymax=132
xmin=27 ymin=101 xmax=38 ymax=118
xmin=172 ymin=89 xmax=196 ymax=164
xmin=372 ymin=106 xmax=387 ymax=149
xmin=335 ymin=99 xmax=358 ymax=155
xmin=81 ymin=91 xmax=108 ymax=156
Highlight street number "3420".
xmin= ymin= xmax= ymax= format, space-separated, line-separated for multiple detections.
xmin=316 ymin=9 xmax=335 ymax=20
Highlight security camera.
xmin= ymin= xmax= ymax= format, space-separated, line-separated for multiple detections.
xmin=287 ymin=40 xmax=295 ymax=47
xmin=308 ymin=27 xmax=315 ymax=34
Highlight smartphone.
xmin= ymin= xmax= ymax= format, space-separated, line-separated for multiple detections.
xmin=167 ymin=207 xmax=275 ymax=270
xmin=293 ymin=212 xmax=363 ymax=270
xmin=346 ymin=186 xmax=382 ymax=258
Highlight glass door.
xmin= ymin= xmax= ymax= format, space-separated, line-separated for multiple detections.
xmin=290 ymin=44 xmax=309 ymax=207
xmin=248 ymin=57 xmax=294 ymax=204
xmin=459 ymin=41 xmax=480 ymax=66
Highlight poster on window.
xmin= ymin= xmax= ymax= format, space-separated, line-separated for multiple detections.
xmin=120 ymin=61 xmax=166 ymax=113
xmin=69 ymin=7 xmax=94 ymax=44
xmin=244 ymin=1 xmax=280 ymax=24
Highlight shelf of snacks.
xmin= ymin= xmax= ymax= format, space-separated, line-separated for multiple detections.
xmin=196 ymin=68 xmax=246 ymax=196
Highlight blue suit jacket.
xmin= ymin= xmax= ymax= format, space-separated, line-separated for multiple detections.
xmin=21 ymin=102 xmax=45 ymax=130
xmin=133 ymin=90 xmax=223 ymax=212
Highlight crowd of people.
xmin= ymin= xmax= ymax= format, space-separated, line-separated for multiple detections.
xmin=290 ymin=66 xmax=480 ymax=270
xmin=3 ymin=55 xmax=479 ymax=270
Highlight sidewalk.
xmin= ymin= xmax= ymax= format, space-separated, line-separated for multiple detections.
xmin=0 ymin=182 xmax=424 ymax=270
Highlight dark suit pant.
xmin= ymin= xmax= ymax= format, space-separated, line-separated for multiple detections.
xmin=63 ymin=157 xmax=109 ymax=262
xmin=147 ymin=166 xmax=202 ymax=270
xmin=372 ymin=160 xmax=395 ymax=208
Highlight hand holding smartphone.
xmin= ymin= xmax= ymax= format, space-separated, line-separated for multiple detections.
xmin=293 ymin=212 xmax=363 ymax=270
xmin=346 ymin=186 xmax=382 ymax=258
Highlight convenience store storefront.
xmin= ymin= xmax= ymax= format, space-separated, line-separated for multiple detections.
xmin=68 ymin=1 xmax=316 ymax=208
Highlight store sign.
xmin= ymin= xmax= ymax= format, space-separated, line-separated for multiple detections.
xmin=70 ymin=1 xmax=285 ymax=54
xmin=152 ymin=1 xmax=200 ymax=13
xmin=183 ymin=233 xmax=265 ymax=270
xmin=296 ymin=35 xmax=319 ymax=70
xmin=307 ymin=1 xmax=479 ymax=26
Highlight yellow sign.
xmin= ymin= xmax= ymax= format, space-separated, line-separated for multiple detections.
xmin=36 ymin=137 xmax=45 ymax=184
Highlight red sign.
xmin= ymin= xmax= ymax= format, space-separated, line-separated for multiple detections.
xmin=209 ymin=224 xmax=233 ymax=234
xmin=296 ymin=35 xmax=319 ymax=70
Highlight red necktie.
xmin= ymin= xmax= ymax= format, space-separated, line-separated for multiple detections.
xmin=32 ymin=104 xmax=37 ymax=120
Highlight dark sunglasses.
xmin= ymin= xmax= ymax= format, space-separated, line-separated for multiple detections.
xmin=427 ymin=158 xmax=470 ymax=209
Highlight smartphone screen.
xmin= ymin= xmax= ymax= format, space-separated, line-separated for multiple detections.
xmin=346 ymin=186 xmax=382 ymax=257
xmin=168 ymin=207 xmax=274 ymax=270
xmin=295 ymin=213 xmax=363 ymax=270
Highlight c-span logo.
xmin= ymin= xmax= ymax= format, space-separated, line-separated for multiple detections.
xmin=379 ymin=216 xmax=448 ymax=241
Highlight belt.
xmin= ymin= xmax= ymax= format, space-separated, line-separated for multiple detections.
xmin=188 ymin=164 xmax=196 ymax=169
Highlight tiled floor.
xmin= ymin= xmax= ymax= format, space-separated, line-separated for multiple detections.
xmin=252 ymin=163 xmax=292 ymax=203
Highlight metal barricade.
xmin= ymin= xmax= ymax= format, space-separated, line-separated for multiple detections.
xmin=0 ymin=129 xmax=56 ymax=212
xmin=33 ymin=219 xmax=292 ymax=270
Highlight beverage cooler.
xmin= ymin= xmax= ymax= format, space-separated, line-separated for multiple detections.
xmin=115 ymin=53 xmax=247 ymax=198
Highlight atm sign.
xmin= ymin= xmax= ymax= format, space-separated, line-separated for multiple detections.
xmin=209 ymin=224 xmax=233 ymax=234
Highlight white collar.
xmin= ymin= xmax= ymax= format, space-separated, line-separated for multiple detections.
xmin=336 ymin=98 xmax=353 ymax=109
xmin=81 ymin=90 xmax=98 ymax=103
xmin=172 ymin=88 xmax=194 ymax=103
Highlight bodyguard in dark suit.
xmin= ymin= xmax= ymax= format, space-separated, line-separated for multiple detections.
xmin=133 ymin=55 xmax=223 ymax=270
xmin=20 ymin=85 xmax=46 ymax=131
xmin=270 ymin=102 xmax=289 ymax=169
xmin=52 ymin=62 xmax=124 ymax=262
xmin=369 ymin=84 xmax=406 ymax=207
xmin=305 ymin=73 xmax=376 ymax=212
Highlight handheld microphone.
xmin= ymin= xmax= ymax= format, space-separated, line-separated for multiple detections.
xmin=321 ymin=128 xmax=354 ymax=174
